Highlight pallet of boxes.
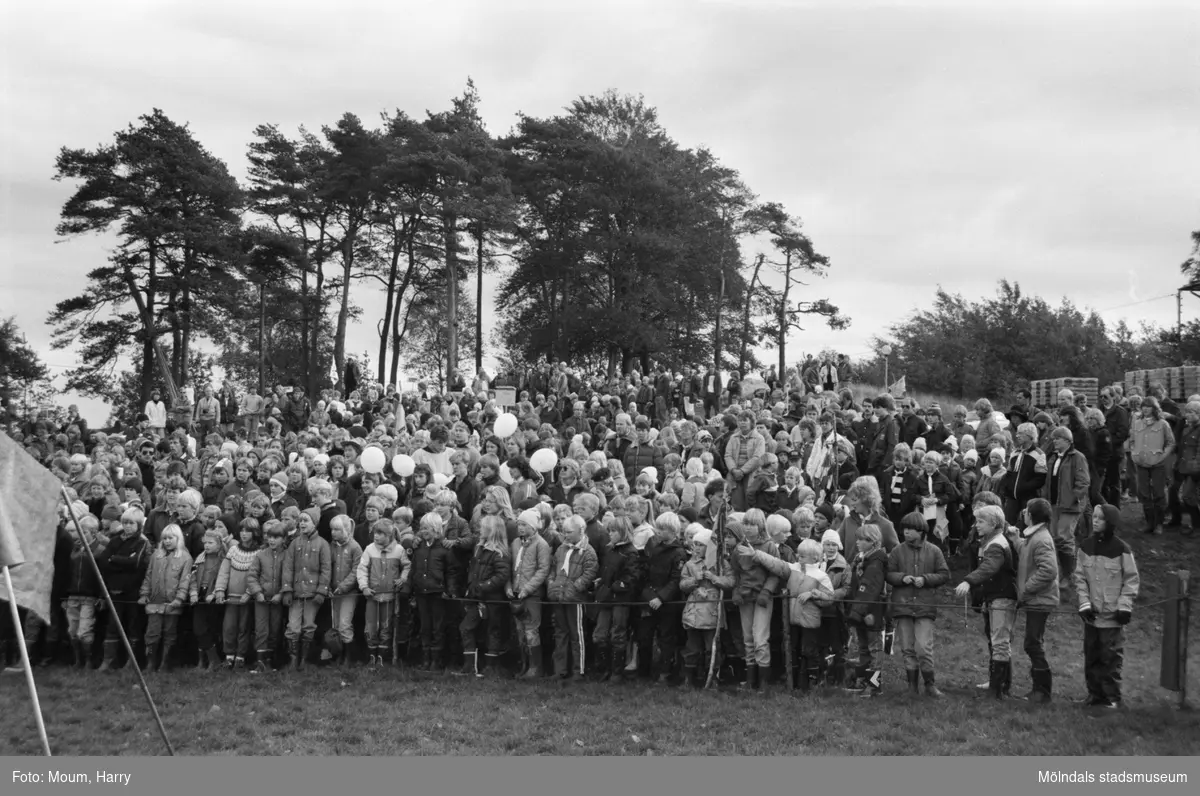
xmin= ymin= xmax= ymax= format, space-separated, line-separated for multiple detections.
xmin=1124 ymin=367 xmax=1200 ymax=401
xmin=1030 ymin=377 xmax=1099 ymax=409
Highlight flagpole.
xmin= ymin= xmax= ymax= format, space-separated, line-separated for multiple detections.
xmin=2 ymin=566 xmax=52 ymax=756
xmin=62 ymin=491 xmax=175 ymax=756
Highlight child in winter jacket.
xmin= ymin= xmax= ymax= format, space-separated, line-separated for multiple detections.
xmin=844 ymin=523 xmax=888 ymax=696
xmin=189 ymin=529 xmax=225 ymax=671
xmin=356 ymin=518 xmax=411 ymax=666
xmin=886 ymin=512 xmax=951 ymax=697
xmin=817 ymin=529 xmax=851 ymax=686
xmin=730 ymin=512 xmax=781 ymax=689
xmin=508 ymin=508 xmax=553 ymax=679
xmin=680 ymin=527 xmax=734 ymax=687
xmin=246 ymin=520 xmax=288 ymax=671
xmin=282 ymin=508 xmax=331 ymax=670
xmin=328 ymin=515 xmax=362 ymax=667
xmin=411 ymin=512 xmax=453 ymax=672
xmin=748 ymin=533 xmax=835 ymax=691
xmin=138 ymin=524 xmax=193 ymax=672
xmin=458 ymin=516 xmax=511 ymax=677
xmin=592 ymin=513 xmax=643 ymax=681
xmin=547 ymin=514 xmax=599 ymax=680
xmin=215 ymin=518 xmax=261 ymax=670
xmin=1075 ymin=504 xmax=1140 ymax=708
xmin=64 ymin=513 xmax=105 ymax=669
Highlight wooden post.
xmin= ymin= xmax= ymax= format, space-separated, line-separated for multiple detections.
xmin=1161 ymin=570 xmax=1191 ymax=711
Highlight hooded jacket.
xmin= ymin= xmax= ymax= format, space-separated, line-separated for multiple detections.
xmin=1074 ymin=506 xmax=1140 ymax=628
xmin=1016 ymin=522 xmax=1059 ymax=610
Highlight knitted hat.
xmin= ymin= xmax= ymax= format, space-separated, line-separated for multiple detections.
xmin=1050 ymin=426 xmax=1073 ymax=442
xmin=302 ymin=507 xmax=321 ymax=526
xmin=820 ymin=528 xmax=842 ymax=550
xmin=270 ymin=472 xmax=289 ymax=488
xmin=964 ymin=449 xmax=979 ymax=464
xmin=123 ymin=477 xmax=144 ymax=493
xmin=814 ymin=503 xmax=836 ymax=524
xmin=989 ymin=446 xmax=1007 ymax=462
xmin=101 ymin=505 xmax=123 ymax=523
xmin=517 ymin=508 xmax=542 ymax=529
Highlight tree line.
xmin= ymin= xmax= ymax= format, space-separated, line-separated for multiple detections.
xmin=42 ymin=81 xmax=845 ymax=424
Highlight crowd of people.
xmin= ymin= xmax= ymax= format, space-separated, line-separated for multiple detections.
xmin=6 ymin=360 xmax=1176 ymax=713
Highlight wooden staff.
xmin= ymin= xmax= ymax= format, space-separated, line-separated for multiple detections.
xmin=2 ymin=566 xmax=51 ymax=755
xmin=704 ymin=502 xmax=730 ymax=689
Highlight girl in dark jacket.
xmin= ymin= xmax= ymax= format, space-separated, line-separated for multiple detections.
xmin=592 ymin=514 xmax=644 ymax=681
xmin=843 ymin=523 xmax=888 ymax=696
xmin=458 ymin=516 xmax=511 ymax=677
xmin=411 ymin=512 xmax=452 ymax=672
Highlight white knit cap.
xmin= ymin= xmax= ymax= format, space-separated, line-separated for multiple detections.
xmin=821 ymin=529 xmax=842 ymax=550
xmin=517 ymin=509 xmax=542 ymax=529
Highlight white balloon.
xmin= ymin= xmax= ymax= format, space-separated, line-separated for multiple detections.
xmin=392 ymin=454 xmax=415 ymax=477
xmin=360 ymin=446 xmax=386 ymax=474
xmin=432 ymin=473 xmax=451 ymax=488
xmin=530 ymin=448 xmax=558 ymax=473
xmin=499 ymin=463 xmax=515 ymax=485
xmin=494 ymin=413 xmax=518 ymax=439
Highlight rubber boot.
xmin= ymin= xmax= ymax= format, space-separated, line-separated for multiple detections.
xmin=196 ymin=646 xmax=210 ymax=671
xmin=594 ymin=644 xmax=610 ymax=682
xmin=989 ymin=661 xmax=1007 ymax=700
xmin=205 ymin=646 xmax=222 ymax=671
xmin=907 ymin=669 xmax=920 ymax=695
xmin=253 ymin=649 xmax=271 ymax=673
xmin=923 ymin=670 xmax=943 ymax=698
xmin=522 ymin=645 xmax=542 ymax=679
xmin=298 ymin=641 xmax=310 ymax=672
xmin=859 ymin=668 xmax=882 ymax=697
xmin=748 ymin=663 xmax=761 ymax=690
xmin=145 ymin=643 xmax=160 ymax=674
xmin=161 ymin=644 xmax=176 ymax=673
xmin=459 ymin=651 xmax=478 ymax=677
xmin=71 ymin=640 xmax=85 ymax=669
xmin=289 ymin=641 xmax=302 ymax=672
xmin=97 ymin=639 xmax=119 ymax=672
xmin=380 ymin=645 xmax=393 ymax=667
xmin=482 ymin=652 xmax=500 ymax=678
xmin=1029 ymin=668 xmax=1053 ymax=703
xmin=610 ymin=644 xmax=626 ymax=683
xmin=1003 ymin=661 xmax=1013 ymax=698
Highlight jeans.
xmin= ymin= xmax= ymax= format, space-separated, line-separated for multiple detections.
xmin=683 ymin=628 xmax=718 ymax=670
xmin=592 ymin=605 xmax=630 ymax=648
xmin=364 ymin=599 xmax=394 ymax=648
xmin=1136 ymin=464 xmax=1168 ymax=529
xmin=987 ymin=599 xmax=1017 ymax=662
xmin=894 ymin=616 xmax=936 ymax=673
xmin=849 ymin=624 xmax=881 ymax=672
xmin=65 ymin=596 xmax=99 ymax=645
xmin=739 ymin=601 xmax=774 ymax=666
xmin=1050 ymin=510 xmax=1081 ymax=578
xmin=416 ymin=593 xmax=446 ymax=653
xmin=144 ymin=613 xmax=179 ymax=647
xmin=460 ymin=601 xmax=508 ymax=654
xmin=254 ymin=601 xmax=283 ymax=653
xmin=787 ymin=624 xmax=822 ymax=672
xmin=1083 ymin=624 xmax=1124 ymax=702
xmin=221 ymin=602 xmax=253 ymax=657
xmin=331 ymin=595 xmax=357 ymax=645
xmin=637 ymin=605 xmax=682 ymax=676
xmin=513 ymin=595 xmax=543 ymax=648
xmin=285 ymin=597 xmax=321 ymax=643
xmin=1023 ymin=609 xmax=1050 ymax=670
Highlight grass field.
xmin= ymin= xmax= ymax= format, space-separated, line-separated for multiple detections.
xmin=2 ymin=504 xmax=1197 ymax=756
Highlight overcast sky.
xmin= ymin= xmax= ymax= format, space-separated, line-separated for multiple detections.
xmin=3 ymin=0 xmax=1199 ymax=424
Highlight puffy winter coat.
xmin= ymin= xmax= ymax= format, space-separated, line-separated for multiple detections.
xmin=1074 ymin=534 xmax=1140 ymax=629
xmin=753 ymin=551 xmax=834 ymax=628
xmin=885 ymin=540 xmax=950 ymax=620
xmin=140 ymin=548 xmax=193 ymax=614
xmin=730 ymin=539 xmax=781 ymax=606
xmin=680 ymin=557 xmax=734 ymax=630
xmin=246 ymin=546 xmax=287 ymax=600
xmin=281 ymin=530 xmax=331 ymax=600
xmin=547 ymin=539 xmax=598 ymax=603
xmin=510 ymin=533 xmax=552 ymax=600
xmin=189 ymin=549 xmax=223 ymax=602
xmin=845 ymin=548 xmax=888 ymax=628
xmin=594 ymin=540 xmax=643 ymax=604
xmin=410 ymin=539 xmax=453 ymax=595
xmin=466 ymin=546 xmax=511 ymax=602
xmin=330 ymin=538 xmax=363 ymax=595
xmin=639 ymin=538 xmax=687 ymax=605
xmin=95 ymin=532 xmax=151 ymax=595
xmin=356 ymin=541 xmax=410 ymax=601
xmin=963 ymin=531 xmax=1018 ymax=603
xmin=817 ymin=553 xmax=850 ymax=618
xmin=1016 ymin=523 xmax=1059 ymax=610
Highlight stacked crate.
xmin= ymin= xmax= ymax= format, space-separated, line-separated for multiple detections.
xmin=1031 ymin=377 xmax=1099 ymax=407
xmin=1123 ymin=367 xmax=1200 ymax=400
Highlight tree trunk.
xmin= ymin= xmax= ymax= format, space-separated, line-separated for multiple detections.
xmin=333 ymin=232 xmax=355 ymax=396
xmin=299 ymin=252 xmax=310 ymax=395
xmin=475 ymin=220 xmax=484 ymax=374
xmin=179 ymin=282 xmax=191 ymax=389
xmin=141 ymin=244 xmax=158 ymax=404
xmin=167 ymin=288 xmax=181 ymax=388
xmin=739 ymin=254 xmax=764 ymax=376
xmin=444 ymin=210 xmax=458 ymax=387
xmin=258 ymin=282 xmax=266 ymax=396
xmin=778 ymin=251 xmax=792 ymax=378
xmin=378 ymin=239 xmax=401 ymax=384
